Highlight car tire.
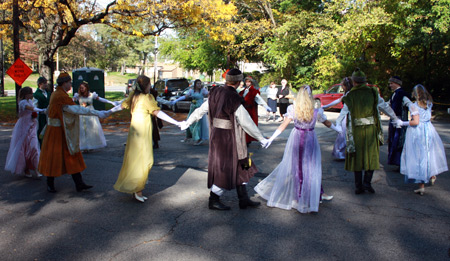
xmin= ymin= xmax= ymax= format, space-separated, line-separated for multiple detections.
xmin=314 ymin=99 xmax=321 ymax=109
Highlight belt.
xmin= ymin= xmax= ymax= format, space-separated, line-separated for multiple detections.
xmin=295 ymin=127 xmax=314 ymax=131
xmin=48 ymin=118 xmax=61 ymax=127
xmin=354 ymin=116 xmax=374 ymax=126
xmin=213 ymin=118 xmax=232 ymax=129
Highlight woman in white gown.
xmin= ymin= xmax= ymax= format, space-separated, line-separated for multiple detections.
xmin=399 ymin=84 xmax=448 ymax=195
xmin=73 ymin=82 xmax=118 ymax=151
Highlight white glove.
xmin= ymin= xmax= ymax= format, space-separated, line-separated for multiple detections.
xmin=180 ymin=121 xmax=189 ymax=131
xmin=109 ymin=105 xmax=123 ymax=113
xmin=264 ymin=105 xmax=272 ymax=112
xmin=156 ymin=111 xmax=180 ymax=126
xmin=330 ymin=123 xmax=342 ymax=133
xmin=260 ymin=138 xmax=270 ymax=149
xmin=322 ymin=98 xmax=341 ymax=109
xmin=395 ymin=119 xmax=403 ymax=128
xmin=113 ymin=101 xmax=121 ymax=106
xmin=97 ymin=96 xmax=116 ymax=106
xmin=33 ymin=107 xmax=45 ymax=113
xmin=400 ymin=121 xmax=410 ymax=127
xmin=97 ymin=110 xmax=111 ymax=119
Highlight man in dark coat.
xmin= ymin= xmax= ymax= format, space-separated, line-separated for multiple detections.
xmin=387 ymin=76 xmax=411 ymax=168
xmin=33 ymin=76 xmax=51 ymax=146
xmin=182 ymin=69 xmax=269 ymax=210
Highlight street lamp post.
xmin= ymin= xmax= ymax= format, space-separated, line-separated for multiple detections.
xmin=153 ymin=35 xmax=158 ymax=84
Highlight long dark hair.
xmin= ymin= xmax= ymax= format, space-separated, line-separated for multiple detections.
xmin=78 ymin=81 xmax=90 ymax=97
xmin=131 ymin=75 xmax=151 ymax=112
xmin=342 ymin=77 xmax=353 ymax=93
xmin=19 ymin=87 xmax=33 ymax=100
xmin=193 ymin=79 xmax=202 ymax=92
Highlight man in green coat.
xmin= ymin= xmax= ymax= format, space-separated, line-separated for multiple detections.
xmin=342 ymin=69 xmax=402 ymax=194
xmin=33 ymin=76 xmax=51 ymax=146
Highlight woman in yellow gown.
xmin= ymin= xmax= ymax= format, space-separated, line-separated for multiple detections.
xmin=114 ymin=75 xmax=180 ymax=202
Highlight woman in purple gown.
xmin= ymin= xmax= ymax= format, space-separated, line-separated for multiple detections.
xmin=255 ymin=85 xmax=341 ymax=213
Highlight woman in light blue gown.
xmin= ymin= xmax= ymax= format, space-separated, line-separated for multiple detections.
xmin=399 ymin=84 xmax=448 ymax=195
xmin=171 ymin=79 xmax=209 ymax=145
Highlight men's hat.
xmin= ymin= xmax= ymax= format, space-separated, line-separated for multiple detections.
xmin=351 ymin=68 xmax=366 ymax=83
xmin=389 ymin=76 xmax=402 ymax=86
xmin=37 ymin=76 xmax=47 ymax=85
xmin=57 ymin=72 xmax=71 ymax=85
xmin=226 ymin=68 xmax=243 ymax=82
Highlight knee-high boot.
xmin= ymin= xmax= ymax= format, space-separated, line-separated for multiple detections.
xmin=47 ymin=177 xmax=56 ymax=193
xmin=363 ymin=170 xmax=375 ymax=193
xmin=354 ymin=171 xmax=364 ymax=194
xmin=236 ymin=185 xmax=260 ymax=209
xmin=71 ymin=173 xmax=93 ymax=192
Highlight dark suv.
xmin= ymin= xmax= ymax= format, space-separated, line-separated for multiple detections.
xmin=153 ymin=78 xmax=190 ymax=109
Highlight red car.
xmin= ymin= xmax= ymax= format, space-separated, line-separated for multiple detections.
xmin=313 ymin=83 xmax=380 ymax=110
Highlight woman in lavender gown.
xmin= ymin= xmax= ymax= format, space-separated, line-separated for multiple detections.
xmin=255 ymin=85 xmax=341 ymax=213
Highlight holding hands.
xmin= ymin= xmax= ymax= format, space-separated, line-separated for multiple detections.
xmin=179 ymin=121 xmax=189 ymax=131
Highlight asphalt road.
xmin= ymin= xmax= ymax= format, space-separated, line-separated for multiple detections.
xmin=0 ymin=109 xmax=449 ymax=260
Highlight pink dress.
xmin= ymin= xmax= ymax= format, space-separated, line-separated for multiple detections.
xmin=5 ymin=99 xmax=40 ymax=174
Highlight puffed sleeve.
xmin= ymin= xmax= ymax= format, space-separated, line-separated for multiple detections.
xmin=73 ymin=93 xmax=79 ymax=101
xmin=285 ymin=105 xmax=295 ymax=119
xmin=317 ymin=108 xmax=327 ymax=123
xmin=122 ymin=91 xmax=134 ymax=110
xmin=409 ymin=103 xmax=419 ymax=116
xmin=19 ymin=99 xmax=28 ymax=111
xmin=144 ymin=93 xmax=161 ymax=114
xmin=91 ymin=92 xmax=98 ymax=99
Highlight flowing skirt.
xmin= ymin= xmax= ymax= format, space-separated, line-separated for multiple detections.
xmin=5 ymin=118 xmax=40 ymax=174
xmin=79 ymin=114 xmax=106 ymax=150
xmin=400 ymin=122 xmax=448 ymax=183
xmin=332 ymin=116 xmax=346 ymax=160
xmin=255 ymin=128 xmax=322 ymax=213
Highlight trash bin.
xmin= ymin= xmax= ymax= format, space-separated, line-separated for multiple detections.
xmin=72 ymin=67 xmax=105 ymax=110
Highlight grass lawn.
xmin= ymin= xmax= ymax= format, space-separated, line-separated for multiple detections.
xmin=0 ymin=92 xmax=131 ymax=124
xmin=3 ymin=72 xmax=139 ymax=91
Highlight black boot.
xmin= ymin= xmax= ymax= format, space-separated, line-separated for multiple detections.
xmin=208 ymin=192 xmax=231 ymax=210
xmin=236 ymin=185 xmax=260 ymax=209
xmin=363 ymin=170 xmax=375 ymax=193
xmin=354 ymin=171 xmax=364 ymax=194
xmin=71 ymin=173 xmax=93 ymax=192
xmin=47 ymin=177 xmax=57 ymax=193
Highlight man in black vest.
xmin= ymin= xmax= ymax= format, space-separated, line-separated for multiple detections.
xmin=387 ymin=76 xmax=411 ymax=169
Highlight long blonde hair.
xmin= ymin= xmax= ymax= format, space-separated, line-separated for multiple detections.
xmin=294 ymin=85 xmax=314 ymax=122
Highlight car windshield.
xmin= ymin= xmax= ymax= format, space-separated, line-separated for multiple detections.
xmin=328 ymin=85 xmax=340 ymax=93
xmin=167 ymin=80 xmax=189 ymax=89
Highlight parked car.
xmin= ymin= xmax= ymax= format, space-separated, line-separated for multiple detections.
xmin=153 ymin=78 xmax=190 ymax=109
xmin=125 ymin=79 xmax=136 ymax=95
xmin=313 ymin=83 xmax=380 ymax=110
xmin=204 ymin=81 xmax=223 ymax=90
xmin=168 ymin=87 xmax=193 ymax=112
